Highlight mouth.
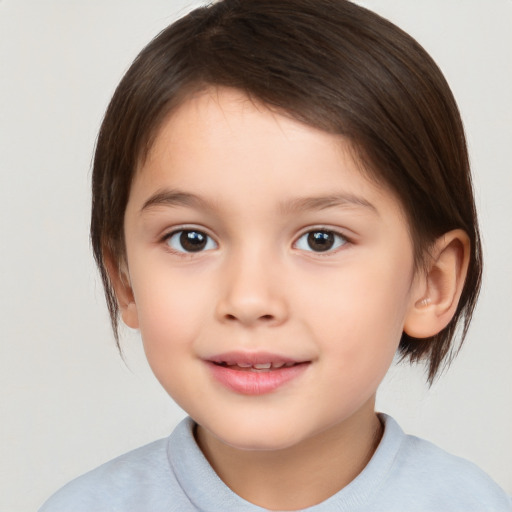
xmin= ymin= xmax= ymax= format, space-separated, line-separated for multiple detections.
xmin=212 ymin=361 xmax=299 ymax=372
xmin=206 ymin=352 xmax=310 ymax=395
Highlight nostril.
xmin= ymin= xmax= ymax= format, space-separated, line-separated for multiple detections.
xmin=224 ymin=313 xmax=274 ymax=322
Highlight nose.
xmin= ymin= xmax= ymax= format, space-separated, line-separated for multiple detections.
xmin=215 ymin=248 xmax=289 ymax=327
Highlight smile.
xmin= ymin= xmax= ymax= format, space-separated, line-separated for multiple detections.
xmin=206 ymin=352 xmax=310 ymax=395
xmin=213 ymin=361 xmax=297 ymax=371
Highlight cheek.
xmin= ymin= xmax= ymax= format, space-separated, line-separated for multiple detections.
xmin=130 ymin=267 xmax=211 ymax=359
xmin=300 ymin=252 xmax=413 ymax=373
xmin=131 ymin=273 xmax=213 ymax=404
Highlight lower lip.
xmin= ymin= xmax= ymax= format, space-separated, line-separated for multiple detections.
xmin=207 ymin=362 xmax=309 ymax=395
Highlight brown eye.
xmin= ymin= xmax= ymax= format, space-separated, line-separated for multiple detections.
xmin=308 ymin=231 xmax=334 ymax=251
xmin=166 ymin=229 xmax=217 ymax=253
xmin=295 ymin=230 xmax=347 ymax=253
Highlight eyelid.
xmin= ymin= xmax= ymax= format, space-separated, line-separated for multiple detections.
xmin=293 ymin=226 xmax=351 ymax=253
xmin=159 ymin=223 xmax=215 ymax=240
xmin=160 ymin=225 xmax=218 ymax=254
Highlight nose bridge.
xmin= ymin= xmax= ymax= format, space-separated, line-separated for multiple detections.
xmin=216 ymin=241 xmax=288 ymax=326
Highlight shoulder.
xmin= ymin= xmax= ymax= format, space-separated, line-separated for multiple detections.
xmin=374 ymin=414 xmax=512 ymax=512
xmin=38 ymin=419 xmax=196 ymax=512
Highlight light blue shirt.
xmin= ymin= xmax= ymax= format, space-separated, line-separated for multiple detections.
xmin=39 ymin=414 xmax=512 ymax=511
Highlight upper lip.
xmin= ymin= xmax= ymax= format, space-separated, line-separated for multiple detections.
xmin=206 ymin=351 xmax=307 ymax=366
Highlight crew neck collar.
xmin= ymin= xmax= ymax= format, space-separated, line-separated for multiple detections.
xmin=167 ymin=413 xmax=404 ymax=511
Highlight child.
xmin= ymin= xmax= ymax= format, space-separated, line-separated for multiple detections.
xmin=40 ymin=0 xmax=511 ymax=510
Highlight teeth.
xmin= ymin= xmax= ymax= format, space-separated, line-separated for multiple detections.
xmin=217 ymin=361 xmax=297 ymax=369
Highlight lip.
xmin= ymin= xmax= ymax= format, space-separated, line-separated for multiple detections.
xmin=205 ymin=351 xmax=310 ymax=395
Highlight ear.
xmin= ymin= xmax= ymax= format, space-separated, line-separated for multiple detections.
xmin=104 ymin=251 xmax=139 ymax=329
xmin=404 ymin=229 xmax=470 ymax=338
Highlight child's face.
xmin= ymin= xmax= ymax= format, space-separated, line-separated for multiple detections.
xmin=120 ymin=87 xmax=421 ymax=451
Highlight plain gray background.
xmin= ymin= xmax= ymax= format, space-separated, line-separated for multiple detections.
xmin=1 ymin=1 xmax=511 ymax=510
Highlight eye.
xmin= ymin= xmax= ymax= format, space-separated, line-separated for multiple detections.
xmin=165 ymin=229 xmax=217 ymax=253
xmin=295 ymin=229 xmax=347 ymax=253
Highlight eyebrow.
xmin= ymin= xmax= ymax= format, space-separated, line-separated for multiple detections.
xmin=279 ymin=193 xmax=378 ymax=215
xmin=140 ymin=189 xmax=378 ymax=216
xmin=140 ymin=189 xmax=214 ymax=214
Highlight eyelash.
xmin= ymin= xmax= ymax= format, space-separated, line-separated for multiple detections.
xmin=162 ymin=228 xmax=218 ymax=256
xmin=160 ymin=227 xmax=350 ymax=256
xmin=293 ymin=228 xmax=349 ymax=254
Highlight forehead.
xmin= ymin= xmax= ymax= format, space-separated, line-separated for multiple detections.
xmin=133 ymin=87 xmax=406 ymax=223
xmin=144 ymin=87 xmax=348 ymax=170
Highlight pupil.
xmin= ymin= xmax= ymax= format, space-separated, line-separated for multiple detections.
xmin=308 ymin=231 xmax=334 ymax=252
xmin=180 ymin=230 xmax=207 ymax=252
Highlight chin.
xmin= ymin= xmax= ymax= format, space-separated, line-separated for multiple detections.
xmin=208 ymin=418 xmax=312 ymax=452
xmin=223 ymin=433 xmax=301 ymax=452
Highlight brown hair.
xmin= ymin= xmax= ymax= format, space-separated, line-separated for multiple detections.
xmin=91 ymin=0 xmax=482 ymax=384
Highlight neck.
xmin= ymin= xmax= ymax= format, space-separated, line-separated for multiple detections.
xmin=195 ymin=399 xmax=383 ymax=511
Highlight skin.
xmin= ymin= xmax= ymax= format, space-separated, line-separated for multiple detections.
xmin=110 ymin=87 xmax=469 ymax=510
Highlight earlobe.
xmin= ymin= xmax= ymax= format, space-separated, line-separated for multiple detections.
xmin=104 ymin=252 xmax=139 ymax=329
xmin=120 ymin=302 xmax=139 ymax=329
xmin=404 ymin=229 xmax=470 ymax=338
